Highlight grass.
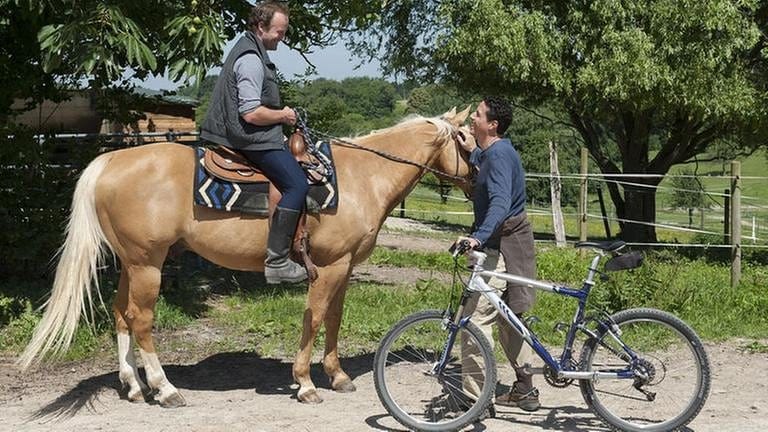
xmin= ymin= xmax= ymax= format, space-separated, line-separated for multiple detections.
xmin=0 ymin=289 xmax=201 ymax=361
xmin=400 ymin=148 xmax=768 ymax=246
xmin=201 ymin=245 xmax=768 ymax=359
xmin=741 ymin=341 xmax=768 ymax=354
xmin=208 ymin=280 xmax=459 ymax=357
xmin=368 ymin=247 xmax=456 ymax=271
xmin=2 ymin=240 xmax=767 ymax=364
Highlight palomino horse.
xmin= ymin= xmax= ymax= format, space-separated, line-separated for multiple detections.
xmin=18 ymin=107 xmax=474 ymax=407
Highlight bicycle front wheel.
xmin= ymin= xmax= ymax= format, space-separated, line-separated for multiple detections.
xmin=373 ymin=310 xmax=496 ymax=432
xmin=579 ymin=308 xmax=711 ymax=432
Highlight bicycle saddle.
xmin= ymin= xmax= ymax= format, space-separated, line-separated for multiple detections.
xmin=574 ymin=240 xmax=626 ymax=252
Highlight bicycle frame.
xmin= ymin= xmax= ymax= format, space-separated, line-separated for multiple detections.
xmin=446 ymin=250 xmax=638 ymax=382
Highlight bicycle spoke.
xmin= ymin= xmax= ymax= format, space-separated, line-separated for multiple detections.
xmin=374 ymin=311 xmax=496 ymax=431
xmin=580 ymin=310 xmax=710 ymax=432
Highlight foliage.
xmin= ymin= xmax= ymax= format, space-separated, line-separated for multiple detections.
xmin=508 ymin=103 xmax=581 ymax=206
xmin=2 ymin=0 xmax=382 ymax=121
xmin=0 ymin=3 xmax=68 ymax=122
xmin=352 ymin=0 xmax=768 ymax=243
xmin=406 ymin=83 xmax=476 ymax=116
xmin=176 ymin=74 xmax=217 ymax=125
xmin=285 ymin=77 xmax=401 ymax=136
xmin=668 ymin=169 xmax=708 ymax=217
xmin=3 ymin=243 xmax=767 ymax=360
xmin=0 ymin=124 xmax=101 ymax=278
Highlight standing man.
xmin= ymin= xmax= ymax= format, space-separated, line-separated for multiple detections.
xmin=456 ymin=96 xmax=540 ymax=411
xmin=201 ymin=1 xmax=308 ymax=284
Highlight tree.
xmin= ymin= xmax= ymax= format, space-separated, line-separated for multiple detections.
xmin=352 ymin=0 xmax=768 ymax=242
xmin=2 ymin=0 xmax=381 ymax=123
xmin=1 ymin=3 xmax=68 ymax=122
xmin=406 ymin=84 xmax=475 ymax=116
xmin=669 ymin=170 xmax=708 ymax=228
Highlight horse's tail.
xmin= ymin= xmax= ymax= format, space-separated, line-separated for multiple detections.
xmin=17 ymin=154 xmax=113 ymax=370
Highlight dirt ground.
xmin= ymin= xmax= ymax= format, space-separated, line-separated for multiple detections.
xmin=1 ymin=223 xmax=766 ymax=431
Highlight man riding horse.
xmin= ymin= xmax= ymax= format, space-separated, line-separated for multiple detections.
xmin=201 ymin=1 xmax=307 ymax=284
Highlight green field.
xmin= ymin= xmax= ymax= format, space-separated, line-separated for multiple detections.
xmin=397 ymin=149 xmax=768 ymax=246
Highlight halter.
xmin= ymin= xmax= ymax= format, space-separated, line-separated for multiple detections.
xmin=294 ymin=108 xmax=470 ymax=183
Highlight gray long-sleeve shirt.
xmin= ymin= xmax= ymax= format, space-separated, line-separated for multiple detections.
xmin=234 ymin=53 xmax=263 ymax=115
xmin=469 ymin=138 xmax=527 ymax=246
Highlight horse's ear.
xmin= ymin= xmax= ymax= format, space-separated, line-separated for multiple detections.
xmin=441 ymin=107 xmax=458 ymax=120
xmin=455 ymin=105 xmax=472 ymax=125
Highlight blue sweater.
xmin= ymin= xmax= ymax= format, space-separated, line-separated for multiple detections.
xmin=469 ymin=138 xmax=527 ymax=246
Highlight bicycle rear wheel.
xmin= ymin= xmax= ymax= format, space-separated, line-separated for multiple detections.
xmin=579 ymin=308 xmax=711 ymax=432
xmin=373 ymin=310 xmax=496 ymax=432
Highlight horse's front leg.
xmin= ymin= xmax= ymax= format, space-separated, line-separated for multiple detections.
xmin=323 ymin=284 xmax=356 ymax=393
xmin=293 ymin=259 xmax=352 ymax=403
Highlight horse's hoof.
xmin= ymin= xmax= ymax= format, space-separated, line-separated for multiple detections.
xmin=159 ymin=392 xmax=187 ymax=408
xmin=333 ymin=379 xmax=356 ymax=393
xmin=127 ymin=389 xmax=146 ymax=403
xmin=298 ymin=388 xmax=323 ymax=404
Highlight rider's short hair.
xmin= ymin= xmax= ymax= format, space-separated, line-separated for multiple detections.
xmin=248 ymin=1 xmax=290 ymax=32
xmin=482 ymin=96 xmax=513 ymax=135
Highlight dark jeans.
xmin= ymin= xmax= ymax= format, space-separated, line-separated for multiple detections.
xmin=240 ymin=148 xmax=309 ymax=211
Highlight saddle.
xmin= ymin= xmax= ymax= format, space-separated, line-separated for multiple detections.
xmin=201 ymin=129 xmax=319 ymax=282
xmin=203 ymin=130 xmax=311 ymax=183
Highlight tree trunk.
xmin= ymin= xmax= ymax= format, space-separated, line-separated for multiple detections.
xmin=620 ymin=185 xmax=658 ymax=243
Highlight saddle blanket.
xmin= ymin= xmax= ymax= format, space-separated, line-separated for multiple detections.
xmin=193 ymin=142 xmax=338 ymax=216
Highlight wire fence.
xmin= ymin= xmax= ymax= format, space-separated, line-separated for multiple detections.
xmin=400 ymin=169 xmax=768 ymax=250
xmin=17 ymin=133 xmax=768 ymax=248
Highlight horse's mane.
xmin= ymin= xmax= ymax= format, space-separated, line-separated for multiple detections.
xmin=366 ymin=115 xmax=455 ymax=143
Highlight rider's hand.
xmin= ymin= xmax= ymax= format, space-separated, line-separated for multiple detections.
xmin=281 ymin=107 xmax=297 ymax=126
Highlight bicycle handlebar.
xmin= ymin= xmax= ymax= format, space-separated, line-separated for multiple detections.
xmin=449 ymin=239 xmax=472 ymax=258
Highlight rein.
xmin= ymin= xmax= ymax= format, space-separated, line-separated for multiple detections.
xmin=295 ymin=109 xmax=468 ymax=183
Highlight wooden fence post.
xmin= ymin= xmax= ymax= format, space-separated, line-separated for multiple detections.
xmin=731 ymin=161 xmax=741 ymax=288
xmin=579 ymin=147 xmax=589 ymax=246
xmin=723 ymin=189 xmax=730 ymax=246
xmin=549 ymin=141 xmax=566 ymax=247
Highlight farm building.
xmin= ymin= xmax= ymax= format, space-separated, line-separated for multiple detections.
xmin=11 ymin=89 xmax=198 ymax=143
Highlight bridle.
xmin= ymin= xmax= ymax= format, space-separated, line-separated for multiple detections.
xmin=294 ymin=109 xmax=472 ymax=184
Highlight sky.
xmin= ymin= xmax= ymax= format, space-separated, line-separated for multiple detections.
xmin=136 ymin=40 xmax=383 ymax=91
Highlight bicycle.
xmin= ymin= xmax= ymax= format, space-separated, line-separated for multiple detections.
xmin=373 ymin=240 xmax=711 ymax=432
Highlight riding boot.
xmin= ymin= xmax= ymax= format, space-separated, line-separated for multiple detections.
xmin=265 ymin=206 xmax=308 ymax=284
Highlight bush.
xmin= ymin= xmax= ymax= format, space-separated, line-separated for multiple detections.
xmin=0 ymin=125 xmax=101 ymax=279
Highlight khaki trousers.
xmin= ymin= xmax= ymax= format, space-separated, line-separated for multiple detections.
xmin=461 ymin=248 xmax=534 ymax=400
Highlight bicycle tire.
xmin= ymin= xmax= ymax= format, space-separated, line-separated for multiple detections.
xmin=373 ymin=310 xmax=496 ymax=432
xmin=579 ymin=308 xmax=711 ymax=432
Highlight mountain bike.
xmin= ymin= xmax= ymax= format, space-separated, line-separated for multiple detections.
xmin=373 ymin=240 xmax=711 ymax=432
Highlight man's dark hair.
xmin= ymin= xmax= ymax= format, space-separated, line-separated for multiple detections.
xmin=482 ymin=96 xmax=513 ymax=135
xmin=248 ymin=1 xmax=289 ymax=32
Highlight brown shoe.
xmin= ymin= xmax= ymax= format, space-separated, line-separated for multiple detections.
xmin=496 ymin=382 xmax=540 ymax=412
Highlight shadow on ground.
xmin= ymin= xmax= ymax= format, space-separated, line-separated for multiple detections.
xmin=28 ymin=350 xmax=374 ymax=422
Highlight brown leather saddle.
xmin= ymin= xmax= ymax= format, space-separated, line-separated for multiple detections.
xmin=201 ymin=130 xmax=319 ymax=282
xmin=203 ymin=130 xmax=311 ymax=183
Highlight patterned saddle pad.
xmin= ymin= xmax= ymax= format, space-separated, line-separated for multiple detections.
xmin=193 ymin=141 xmax=338 ymax=216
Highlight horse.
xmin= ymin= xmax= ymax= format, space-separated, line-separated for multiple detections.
xmin=17 ymin=107 xmax=474 ymax=407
